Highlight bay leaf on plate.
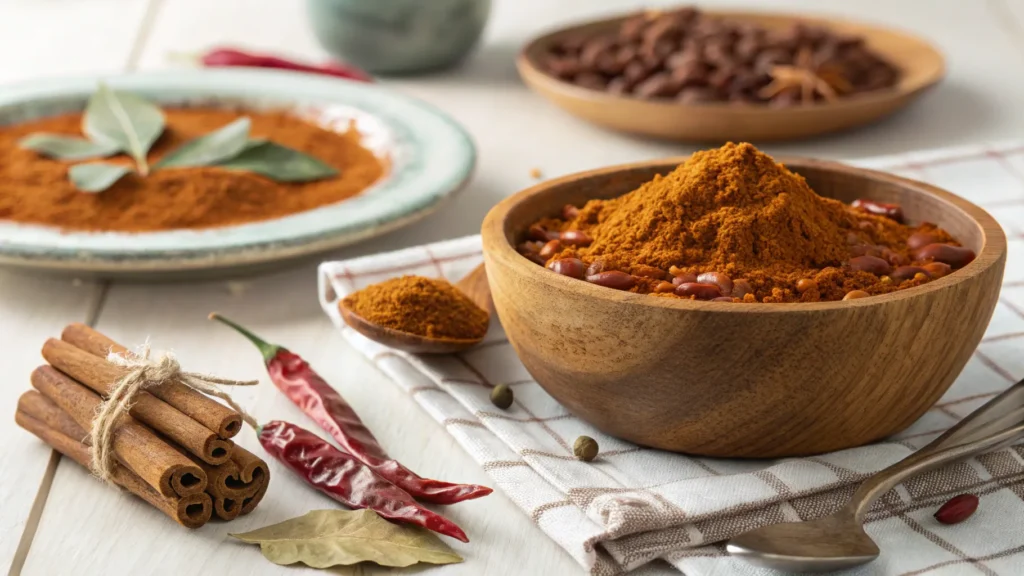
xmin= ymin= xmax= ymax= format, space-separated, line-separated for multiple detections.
xmin=154 ymin=117 xmax=251 ymax=169
xmin=230 ymin=509 xmax=463 ymax=569
xmin=82 ymin=83 xmax=165 ymax=174
xmin=17 ymin=134 xmax=120 ymax=160
xmin=68 ymin=163 xmax=133 ymax=193
xmin=216 ymin=140 xmax=338 ymax=182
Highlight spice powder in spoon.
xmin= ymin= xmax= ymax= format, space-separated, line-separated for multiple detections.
xmin=342 ymin=276 xmax=489 ymax=340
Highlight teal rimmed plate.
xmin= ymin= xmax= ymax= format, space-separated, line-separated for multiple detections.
xmin=0 ymin=69 xmax=475 ymax=278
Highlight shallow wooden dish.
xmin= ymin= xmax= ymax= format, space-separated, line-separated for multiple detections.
xmin=517 ymin=10 xmax=945 ymax=142
xmin=481 ymin=158 xmax=1005 ymax=457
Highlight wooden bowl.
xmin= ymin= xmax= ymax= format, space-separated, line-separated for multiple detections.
xmin=481 ymin=159 xmax=1005 ymax=457
xmin=517 ymin=11 xmax=945 ymax=142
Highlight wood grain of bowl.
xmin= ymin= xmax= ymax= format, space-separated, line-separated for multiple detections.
xmin=517 ymin=10 xmax=946 ymax=142
xmin=481 ymin=158 xmax=1005 ymax=458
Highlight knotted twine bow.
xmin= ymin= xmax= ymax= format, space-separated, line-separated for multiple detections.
xmin=90 ymin=343 xmax=259 ymax=486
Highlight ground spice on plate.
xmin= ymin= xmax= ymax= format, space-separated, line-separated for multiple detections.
xmin=342 ymin=276 xmax=489 ymax=340
xmin=525 ymin=142 xmax=969 ymax=302
xmin=0 ymin=108 xmax=385 ymax=232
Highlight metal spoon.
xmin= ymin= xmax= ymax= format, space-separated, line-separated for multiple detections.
xmin=727 ymin=379 xmax=1024 ymax=573
xmin=338 ymin=263 xmax=492 ymax=354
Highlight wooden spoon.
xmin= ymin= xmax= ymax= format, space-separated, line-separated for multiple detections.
xmin=338 ymin=263 xmax=491 ymax=354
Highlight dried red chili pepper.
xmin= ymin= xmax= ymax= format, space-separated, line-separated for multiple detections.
xmin=210 ymin=313 xmax=493 ymax=505
xmin=259 ymin=420 xmax=468 ymax=541
xmin=200 ymin=48 xmax=373 ymax=82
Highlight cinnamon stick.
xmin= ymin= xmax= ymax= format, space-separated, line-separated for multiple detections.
xmin=30 ymin=365 xmax=208 ymax=498
xmin=16 ymin=393 xmax=212 ymax=529
xmin=41 ymin=338 xmax=232 ymax=465
xmin=61 ymin=323 xmax=243 ymax=439
xmin=240 ymin=471 xmax=269 ymax=515
xmin=194 ymin=459 xmax=247 ymax=498
xmin=231 ymin=443 xmax=270 ymax=486
xmin=213 ymin=496 xmax=243 ymax=521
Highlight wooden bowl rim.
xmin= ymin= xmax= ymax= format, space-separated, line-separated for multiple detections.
xmin=481 ymin=157 xmax=1006 ymax=314
xmin=517 ymin=8 xmax=947 ymax=114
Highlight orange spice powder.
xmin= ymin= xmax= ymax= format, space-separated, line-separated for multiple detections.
xmin=0 ymin=108 xmax=385 ymax=232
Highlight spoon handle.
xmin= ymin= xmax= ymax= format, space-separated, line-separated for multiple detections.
xmin=923 ymin=379 xmax=1024 ymax=450
xmin=455 ymin=263 xmax=492 ymax=315
xmin=847 ymin=378 xmax=1024 ymax=520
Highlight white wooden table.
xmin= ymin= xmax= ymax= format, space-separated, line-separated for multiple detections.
xmin=3 ymin=1 xmax=1024 ymax=574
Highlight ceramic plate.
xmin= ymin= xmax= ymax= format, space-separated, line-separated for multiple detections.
xmin=0 ymin=69 xmax=475 ymax=277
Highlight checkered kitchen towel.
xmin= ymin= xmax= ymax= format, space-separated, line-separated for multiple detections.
xmin=318 ymin=142 xmax=1024 ymax=576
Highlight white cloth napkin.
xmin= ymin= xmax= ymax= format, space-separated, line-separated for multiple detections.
xmin=319 ymin=142 xmax=1024 ymax=576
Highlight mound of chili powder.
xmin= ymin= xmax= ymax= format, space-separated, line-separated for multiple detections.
xmin=531 ymin=142 xmax=960 ymax=302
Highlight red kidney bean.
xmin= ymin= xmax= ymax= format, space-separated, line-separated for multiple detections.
xmin=847 ymin=232 xmax=866 ymax=245
xmin=880 ymin=248 xmax=910 ymax=267
xmin=586 ymin=271 xmax=636 ymax=290
xmin=539 ymin=240 xmax=563 ymax=259
xmin=675 ymin=282 xmax=722 ymax=299
xmin=711 ymin=296 xmax=735 ymax=302
xmin=923 ymin=262 xmax=952 ymax=278
xmin=528 ymin=224 xmax=559 ymax=242
xmin=849 ymin=244 xmax=875 ymax=257
xmin=562 ymin=204 xmax=581 ymax=220
xmin=697 ymin=272 xmax=733 ymax=295
xmin=796 ymin=279 xmax=818 ymax=293
xmin=672 ymin=273 xmax=698 ymax=286
xmin=890 ymin=266 xmax=930 ymax=282
xmin=731 ymin=279 xmax=753 ymax=298
xmin=907 ymin=231 xmax=942 ymax=250
xmin=517 ymin=243 xmax=546 ymax=265
xmin=560 ymin=230 xmax=593 ymax=247
xmin=654 ymin=281 xmax=676 ymax=293
xmin=843 ymin=290 xmax=870 ymax=300
xmin=586 ymin=259 xmax=606 ymax=277
xmin=519 ymin=240 xmax=544 ymax=253
xmin=850 ymin=255 xmax=892 ymax=276
xmin=852 ymin=199 xmax=904 ymax=223
xmin=913 ymin=243 xmax=976 ymax=268
xmin=547 ymin=258 xmax=586 ymax=279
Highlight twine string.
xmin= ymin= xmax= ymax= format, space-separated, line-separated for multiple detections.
xmin=89 ymin=343 xmax=258 ymax=485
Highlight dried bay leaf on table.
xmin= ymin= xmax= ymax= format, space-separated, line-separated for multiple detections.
xmin=230 ymin=509 xmax=463 ymax=568
xmin=69 ymin=163 xmax=133 ymax=193
xmin=82 ymin=83 xmax=165 ymax=174
xmin=154 ymin=117 xmax=252 ymax=169
xmin=216 ymin=140 xmax=338 ymax=182
xmin=17 ymin=134 xmax=120 ymax=160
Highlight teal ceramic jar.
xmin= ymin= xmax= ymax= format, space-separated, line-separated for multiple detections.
xmin=306 ymin=0 xmax=492 ymax=74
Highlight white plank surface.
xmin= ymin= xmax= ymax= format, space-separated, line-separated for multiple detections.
xmin=20 ymin=265 xmax=582 ymax=576
xmin=0 ymin=0 xmax=149 ymax=571
xmin=0 ymin=0 xmax=152 ymax=83
xmin=5 ymin=0 xmax=1024 ymax=575
xmin=0 ymin=274 xmax=103 ymax=571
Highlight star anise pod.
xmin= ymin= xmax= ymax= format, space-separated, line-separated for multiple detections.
xmin=759 ymin=48 xmax=852 ymax=104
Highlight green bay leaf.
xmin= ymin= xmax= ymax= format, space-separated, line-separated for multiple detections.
xmin=17 ymin=133 xmax=121 ymax=160
xmin=83 ymin=83 xmax=165 ymax=175
xmin=216 ymin=141 xmax=338 ymax=182
xmin=230 ymin=509 xmax=463 ymax=569
xmin=154 ymin=117 xmax=251 ymax=169
xmin=68 ymin=163 xmax=133 ymax=193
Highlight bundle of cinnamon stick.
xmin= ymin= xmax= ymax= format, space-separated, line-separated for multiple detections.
xmin=14 ymin=323 xmax=269 ymax=528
